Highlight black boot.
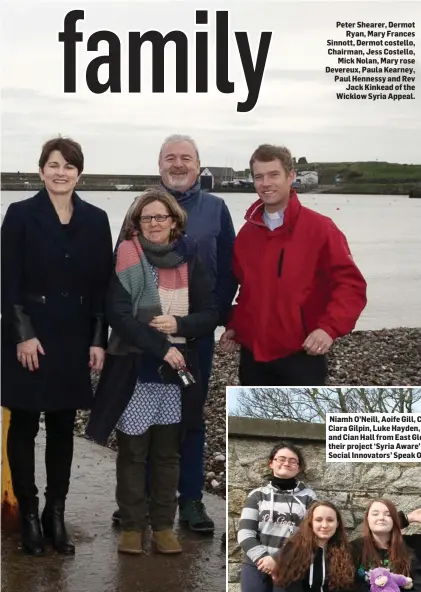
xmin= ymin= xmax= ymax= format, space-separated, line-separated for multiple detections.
xmin=20 ymin=509 xmax=45 ymax=556
xmin=41 ymin=500 xmax=75 ymax=555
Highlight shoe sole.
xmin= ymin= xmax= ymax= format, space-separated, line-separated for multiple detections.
xmin=42 ymin=534 xmax=75 ymax=555
xmin=178 ymin=519 xmax=214 ymax=533
xmin=118 ymin=547 xmax=142 ymax=554
xmin=152 ymin=542 xmax=182 ymax=554
xmin=22 ymin=546 xmax=45 ymax=557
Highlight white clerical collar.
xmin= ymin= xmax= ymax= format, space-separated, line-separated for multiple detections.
xmin=264 ymin=208 xmax=284 ymax=219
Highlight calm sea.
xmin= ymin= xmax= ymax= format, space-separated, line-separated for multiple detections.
xmin=2 ymin=190 xmax=421 ymax=330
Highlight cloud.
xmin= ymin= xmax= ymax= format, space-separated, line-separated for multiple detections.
xmin=2 ymin=0 xmax=421 ymax=171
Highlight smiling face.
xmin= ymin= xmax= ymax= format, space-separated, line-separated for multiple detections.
xmin=159 ymin=140 xmax=200 ymax=192
xmin=269 ymin=447 xmax=300 ymax=479
xmin=39 ymin=150 xmax=80 ymax=196
xmin=139 ymin=200 xmax=176 ymax=245
xmin=367 ymin=502 xmax=393 ymax=536
xmin=252 ymin=158 xmax=295 ymax=213
xmin=312 ymin=505 xmax=339 ymax=543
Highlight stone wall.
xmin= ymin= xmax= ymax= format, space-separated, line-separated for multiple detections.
xmin=228 ymin=417 xmax=421 ymax=591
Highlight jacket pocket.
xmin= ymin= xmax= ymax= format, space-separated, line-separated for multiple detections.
xmin=299 ymin=306 xmax=308 ymax=338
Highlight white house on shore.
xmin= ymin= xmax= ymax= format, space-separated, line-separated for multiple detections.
xmin=295 ymin=171 xmax=318 ymax=186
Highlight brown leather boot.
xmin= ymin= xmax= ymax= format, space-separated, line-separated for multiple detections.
xmin=118 ymin=531 xmax=142 ymax=554
xmin=152 ymin=529 xmax=182 ymax=554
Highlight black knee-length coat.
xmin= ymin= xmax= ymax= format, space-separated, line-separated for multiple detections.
xmin=1 ymin=189 xmax=113 ymax=412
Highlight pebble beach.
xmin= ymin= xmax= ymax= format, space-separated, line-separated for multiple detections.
xmin=74 ymin=327 xmax=421 ymax=499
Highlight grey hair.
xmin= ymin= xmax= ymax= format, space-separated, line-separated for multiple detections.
xmin=158 ymin=134 xmax=200 ymax=161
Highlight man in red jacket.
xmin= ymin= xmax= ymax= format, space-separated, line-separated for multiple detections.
xmin=220 ymin=144 xmax=367 ymax=385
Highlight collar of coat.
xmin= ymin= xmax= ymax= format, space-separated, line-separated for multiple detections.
xmin=245 ymin=189 xmax=301 ymax=233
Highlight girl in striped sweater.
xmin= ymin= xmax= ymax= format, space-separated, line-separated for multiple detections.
xmin=237 ymin=442 xmax=317 ymax=592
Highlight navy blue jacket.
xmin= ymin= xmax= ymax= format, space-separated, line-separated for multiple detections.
xmin=165 ymin=181 xmax=237 ymax=325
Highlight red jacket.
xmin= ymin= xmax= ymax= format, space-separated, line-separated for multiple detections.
xmin=227 ymin=191 xmax=367 ymax=362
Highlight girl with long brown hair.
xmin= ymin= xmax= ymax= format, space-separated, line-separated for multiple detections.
xmin=272 ymin=501 xmax=355 ymax=592
xmin=350 ymin=499 xmax=421 ymax=592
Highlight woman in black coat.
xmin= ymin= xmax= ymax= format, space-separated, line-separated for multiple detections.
xmin=86 ymin=187 xmax=219 ymax=556
xmin=1 ymin=137 xmax=113 ymax=556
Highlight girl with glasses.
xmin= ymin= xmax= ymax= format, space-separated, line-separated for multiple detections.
xmin=237 ymin=442 xmax=317 ymax=592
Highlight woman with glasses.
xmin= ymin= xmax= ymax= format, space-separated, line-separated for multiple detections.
xmin=86 ymin=187 xmax=218 ymax=555
xmin=237 ymin=442 xmax=317 ymax=592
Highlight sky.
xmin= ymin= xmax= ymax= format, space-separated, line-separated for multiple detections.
xmin=227 ymin=387 xmax=421 ymax=414
xmin=1 ymin=0 xmax=421 ymax=174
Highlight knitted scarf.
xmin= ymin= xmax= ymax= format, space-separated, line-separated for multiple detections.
xmin=107 ymin=232 xmax=195 ymax=355
xmin=160 ymin=180 xmax=201 ymax=207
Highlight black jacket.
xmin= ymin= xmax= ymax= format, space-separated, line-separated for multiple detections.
xmin=350 ymin=534 xmax=421 ymax=592
xmin=1 ymin=189 xmax=113 ymax=411
xmin=85 ymin=253 xmax=219 ymax=444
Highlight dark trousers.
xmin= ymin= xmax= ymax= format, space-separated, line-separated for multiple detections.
xmin=116 ymin=424 xmax=181 ymax=531
xmin=239 ymin=347 xmax=327 ymax=386
xmin=7 ymin=408 xmax=76 ymax=511
xmin=178 ymin=335 xmax=214 ymax=504
xmin=143 ymin=336 xmax=214 ymax=503
xmin=241 ymin=563 xmax=284 ymax=592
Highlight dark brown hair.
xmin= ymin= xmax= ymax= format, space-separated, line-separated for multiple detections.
xmin=273 ymin=500 xmax=355 ymax=591
xmin=39 ymin=137 xmax=84 ymax=174
xmin=121 ymin=187 xmax=187 ymax=241
xmin=249 ymin=144 xmax=294 ymax=177
xmin=361 ymin=499 xmax=412 ymax=576
xmin=269 ymin=442 xmax=306 ymax=474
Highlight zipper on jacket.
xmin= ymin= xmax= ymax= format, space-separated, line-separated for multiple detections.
xmin=277 ymin=249 xmax=285 ymax=277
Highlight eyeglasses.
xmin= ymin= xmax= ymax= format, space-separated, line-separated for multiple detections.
xmin=272 ymin=456 xmax=299 ymax=467
xmin=139 ymin=214 xmax=172 ymax=223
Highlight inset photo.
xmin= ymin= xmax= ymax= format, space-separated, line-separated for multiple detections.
xmin=227 ymin=387 xmax=421 ymax=592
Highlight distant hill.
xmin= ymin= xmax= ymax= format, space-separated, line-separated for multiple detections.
xmin=294 ymin=161 xmax=421 ymax=195
xmin=296 ymin=161 xmax=421 ymax=181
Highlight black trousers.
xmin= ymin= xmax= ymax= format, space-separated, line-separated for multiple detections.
xmin=239 ymin=347 xmax=328 ymax=386
xmin=7 ymin=408 xmax=77 ymax=511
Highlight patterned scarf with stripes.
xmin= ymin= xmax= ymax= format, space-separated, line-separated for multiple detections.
xmin=108 ymin=232 xmax=196 ymax=354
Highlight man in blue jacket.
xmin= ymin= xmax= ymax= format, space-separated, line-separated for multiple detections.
xmin=112 ymin=134 xmax=236 ymax=532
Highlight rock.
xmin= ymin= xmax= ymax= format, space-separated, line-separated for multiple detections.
xmin=76 ymin=327 xmax=421 ymax=507
xmin=228 ymin=564 xmax=242 ymax=583
xmin=211 ymin=479 xmax=220 ymax=489
xmin=214 ymin=455 xmax=226 ymax=462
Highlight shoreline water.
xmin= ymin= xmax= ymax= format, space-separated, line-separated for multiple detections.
xmin=75 ymin=326 xmax=421 ymax=500
xmin=2 ymin=184 xmax=416 ymax=196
